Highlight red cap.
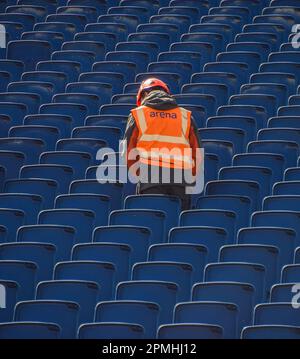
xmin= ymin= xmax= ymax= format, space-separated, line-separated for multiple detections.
xmin=136 ymin=77 xmax=170 ymax=106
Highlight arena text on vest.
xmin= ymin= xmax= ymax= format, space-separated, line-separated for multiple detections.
xmin=149 ymin=111 xmax=177 ymax=118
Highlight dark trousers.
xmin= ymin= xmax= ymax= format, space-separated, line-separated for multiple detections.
xmin=137 ymin=183 xmax=191 ymax=211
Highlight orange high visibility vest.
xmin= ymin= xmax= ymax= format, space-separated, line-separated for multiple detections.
xmin=131 ymin=105 xmax=193 ymax=169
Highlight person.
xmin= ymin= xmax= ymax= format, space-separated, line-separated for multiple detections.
xmin=123 ymin=77 xmax=202 ymax=210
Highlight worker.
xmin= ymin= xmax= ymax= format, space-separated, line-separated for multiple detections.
xmin=123 ymin=78 xmax=202 ymax=210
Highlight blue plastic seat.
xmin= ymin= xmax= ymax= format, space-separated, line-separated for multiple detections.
xmin=268 ymin=116 xmax=300 ymax=129
xmin=181 ymin=33 xmax=224 ymax=56
xmin=92 ymin=61 xmax=136 ymax=83
xmin=62 ymin=41 xmax=105 ymax=62
xmin=0 ymin=21 xmax=24 ymax=41
xmin=218 ymin=51 xmax=261 ymax=75
xmin=219 ymin=166 xmax=272 ymax=200
xmin=4 ymin=178 xmax=58 ymax=209
xmin=150 ymin=14 xmax=191 ymax=33
xmin=260 ymin=62 xmax=300 ymax=84
xmin=54 ymin=261 xmax=116 ymax=301
xmin=207 ymin=116 xmax=256 ymax=144
xmin=0 ymin=13 xmax=35 ymax=32
xmin=79 ymin=71 xmax=124 ymax=94
xmin=22 ymin=71 xmax=68 ymax=92
xmin=72 ymin=243 xmax=131 ymax=283
xmin=69 ymin=180 xmax=123 ymax=210
xmin=109 ymin=208 xmax=165 ymax=246
xmin=20 ymin=164 xmax=73 ymax=195
xmin=124 ymin=195 xmax=181 ymax=236
xmin=21 ymin=31 xmax=65 ymax=52
xmin=38 ymin=209 xmax=95 ymax=244
xmin=55 ymin=194 xmax=109 ymax=226
xmin=263 ymin=5 xmax=300 ymax=22
xmin=243 ymin=23 xmax=287 ymax=43
xmin=137 ymin=23 xmax=179 ymax=43
xmin=174 ymin=301 xmax=238 ymax=339
xmin=0 ymin=92 xmax=40 ymax=114
xmin=270 ymin=283 xmax=299 ymax=302
xmin=77 ymin=322 xmax=144 ymax=339
xmin=209 ymin=5 xmax=250 ymax=22
xmin=0 ymin=72 xmax=11 ymax=92
xmin=0 ymin=242 xmax=56 ymax=282
xmin=40 ymin=151 xmax=92 ymax=179
xmin=242 ymin=325 xmax=300 ymax=339
xmin=230 ymin=94 xmax=277 ymax=117
xmin=202 ymin=140 xmax=233 ymax=168
xmin=14 ymin=300 xmax=79 ymax=339
xmin=273 ymin=181 xmax=300 ymax=196
xmin=98 ymin=14 xmax=139 ymax=33
xmin=56 ymin=139 xmax=107 ymax=161
xmin=0 ymin=60 xmax=24 ymax=81
xmin=217 ymin=104 xmax=267 ymax=129
xmin=68 ymin=0 xmax=107 ymax=12
xmin=53 ymin=93 xmax=100 ymax=115
xmin=148 ymin=243 xmax=208 ymax=283
xmin=251 ymin=72 xmax=296 ymax=97
xmin=281 ymin=264 xmax=300 ymax=283
xmin=108 ymin=6 xmax=149 ymax=23
xmin=128 ymin=32 xmax=170 ymax=52
xmin=84 ymin=22 xmax=127 ymax=42
xmin=206 ymin=180 xmax=260 ymax=212
xmin=106 ymin=51 xmax=149 ymax=73
xmin=204 ymin=62 xmax=249 ymax=87
xmin=180 ymin=208 xmax=236 ymax=244
xmin=278 ymin=105 xmax=300 ymax=117
xmin=132 ymin=261 xmax=193 ymax=302
xmin=159 ymin=5 xmax=199 ymax=22
xmin=46 ymin=14 xmax=87 ymax=32
xmin=5 ymin=5 xmax=46 ymax=22
xmin=0 ymin=114 xmax=14 ymax=137
xmin=235 ymin=32 xmax=279 ymax=52
xmin=183 ymin=84 xmax=228 ymax=108
xmin=111 ymin=94 xmax=135 ymax=104
xmin=57 ymin=6 xmax=100 ymax=23
xmin=37 ymin=60 xmax=81 ymax=82
xmin=34 ymin=22 xmax=77 ymax=42
xmin=0 ymin=209 xmax=24 ymax=243
xmin=85 ymin=115 xmax=127 ymax=134
xmin=169 ymin=226 xmax=227 ymax=262
xmin=199 ymin=128 xmax=245 ymax=154
xmin=9 ymin=125 xmax=59 ymax=151
xmin=0 ymin=280 xmax=18 ymax=323
xmin=95 ymin=300 xmax=159 ymax=339
xmin=192 ymin=282 xmax=255 ymax=334
xmin=0 ymin=322 xmax=61 ymax=339
xmin=0 ymin=260 xmax=37 ymax=300
xmin=0 ymin=193 xmax=42 ymax=225
xmin=191 ymin=73 xmax=238 ymax=97
xmin=254 ymin=14 xmax=295 ymax=31
xmin=17 ymin=224 xmax=75 ymax=262
xmin=226 ymin=42 xmax=271 ymax=62
xmin=238 ymin=226 xmax=296 ymax=269
xmin=148 ymin=61 xmax=191 ymax=86
xmin=36 ymin=280 xmax=99 ymax=324
xmin=8 ymin=81 xmax=55 ymax=104
xmin=190 ymin=23 xmax=233 ymax=44
xmin=288 ymin=95 xmax=300 ymax=106
xmin=247 ymin=140 xmax=299 ymax=168
xmin=74 ymin=32 xmax=117 ymax=52
xmin=120 ymin=0 xmax=160 ymax=15
xmin=116 ymin=41 xmax=159 ymax=62
xmin=204 ymin=262 xmax=266 ymax=304
xmin=171 ymin=42 xmax=214 ymax=65
xmin=116 ymin=280 xmax=178 ymax=324
xmin=174 ymin=94 xmax=216 ymax=117
xmin=254 ymin=303 xmax=300 ymax=327
xmin=157 ymin=323 xmax=223 ymax=339
xmin=284 ymin=168 xmax=300 ymax=181
xmin=51 ymin=50 xmax=95 ymax=72
xmin=159 ymin=51 xmax=203 ymax=73
xmin=201 ymin=14 xmax=243 ymax=34
xmin=220 ymin=244 xmax=279 ymax=297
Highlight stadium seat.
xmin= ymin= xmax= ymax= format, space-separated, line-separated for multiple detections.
xmin=22 ymin=31 xmax=64 ymax=52
xmin=192 ymin=282 xmax=255 ymax=333
xmin=38 ymin=209 xmax=95 ymax=244
xmin=281 ymin=264 xmax=300 ymax=283
xmin=0 ymin=209 xmax=25 ymax=243
xmin=17 ymin=224 xmax=75 ymax=262
xmin=72 ymin=243 xmax=131 ymax=282
xmin=226 ymin=42 xmax=271 ymax=62
xmin=4 ymin=178 xmax=58 ymax=209
xmin=204 ymin=62 xmax=249 ymax=87
xmin=0 ymin=242 xmax=55 ymax=281
xmin=53 ymin=93 xmax=100 ymax=116
xmin=273 ymin=181 xmax=300 ymax=196
xmin=14 ymin=300 xmax=79 ymax=339
xmin=0 ymin=260 xmax=37 ymax=300
xmin=110 ymin=208 xmax=165 ymax=247
xmin=8 ymin=81 xmax=55 ymax=104
xmin=0 ymin=280 xmax=18 ymax=323
xmin=95 ymin=300 xmax=159 ymax=339
xmin=0 ymin=59 xmax=24 ymax=81
xmin=268 ymin=116 xmax=300 ymax=130
xmin=51 ymin=50 xmax=95 ymax=72
xmin=107 ymin=50 xmax=149 ymax=74
xmin=0 ymin=13 xmax=35 ymax=32
xmin=54 ymin=261 xmax=116 ymax=301
xmin=148 ymin=243 xmax=208 ymax=283
xmin=171 ymin=43 xmax=214 ymax=65
xmin=182 ymin=83 xmax=228 ymax=107
xmin=5 ymin=5 xmax=47 ymax=22
xmin=36 ymin=280 xmax=99 ymax=324
xmin=238 ymin=227 xmax=296 ymax=269
xmin=174 ymin=301 xmax=238 ymax=339
xmin=235 ymin=32 xmax=279 ymax=52
xmin=157 ymin=323 xmax=223 ymax=339
xmin=190 ymin=23 xmax=233 ymax=44
xmin=0 ymin=72 xmax=11 ymax=92
xmin=284 ymin=168 xmax=300 ymax=181
xmin=46 ymin=14 xmax=87 ymax=32
xmin=220 ymin=244 xmax=279 ymax=296
xmin=37 ymin=60 xmax=81 ymax=83
xmin=241 ymin=325 xmax=300 ymax=339
xmin=181 ymin=33 xmax=224 ymax=57
xmin=84 ymin=22 xmax=127 ymax=42
xmin=0 ymin=193 xmax=43 ymax=224
xmin=199 ymin=128 xmax=245 ymax=153
xmin=202 ymin=140 xmax=233 ymax=168
xmin=251 ymin=72 xmax=296 ymax=96
xmin=40 ymin=151 xmax=92 ymax=179
xmin=128 ymin=32 xmax=170 ymax=53
xmin=77 ymin=322 xmax=144 ymax=339
xmin=254 ymin=303 xmax=300 ymax=327
xmin=270 ymin=283 xmax=298 ymax=303
xmin=62 ymin=41 xmax=105 ymax=62
xmin=137 ymin=23 xmax=179 ymax=43
xmin=132 ymin=261 xmax=193 ymax=301
xmin=180 ymin=208 xmax=236 ymax=243
xmin=204 ymin=262 xmax=266 ymax=303
xmin=57 ymin=6 xmax=100 ymax=23
xmin=34 ymin=22 xmax=77 ymax=42
xmin=0 ymin=92 xmax=40 ymax=114
xmin=230 ymin=94 xmax=277 ymax=117
xmin=74 ymin=32 xmax=117 ymax=52
xmin=56 ymin=139 xmax=107 ymax=162
xmin=85 ymin=115 xmax=127 ymax=134
xmin=98 ymin=14 xmax=139 ymax=33
xmin=22 ymin=71 xmax=68 ymax=93
xmin=0 ymin=322 xmax=61 ymax=339
xmin=241 ymin=83 xmax=288 ymax=107
xmin=116 ymin=280 xmax=178 ymax=324
xmin=116 ymin=41 xmax=159 ymax=62
xmin=260 ymin=62 xmax=300 ymax=84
